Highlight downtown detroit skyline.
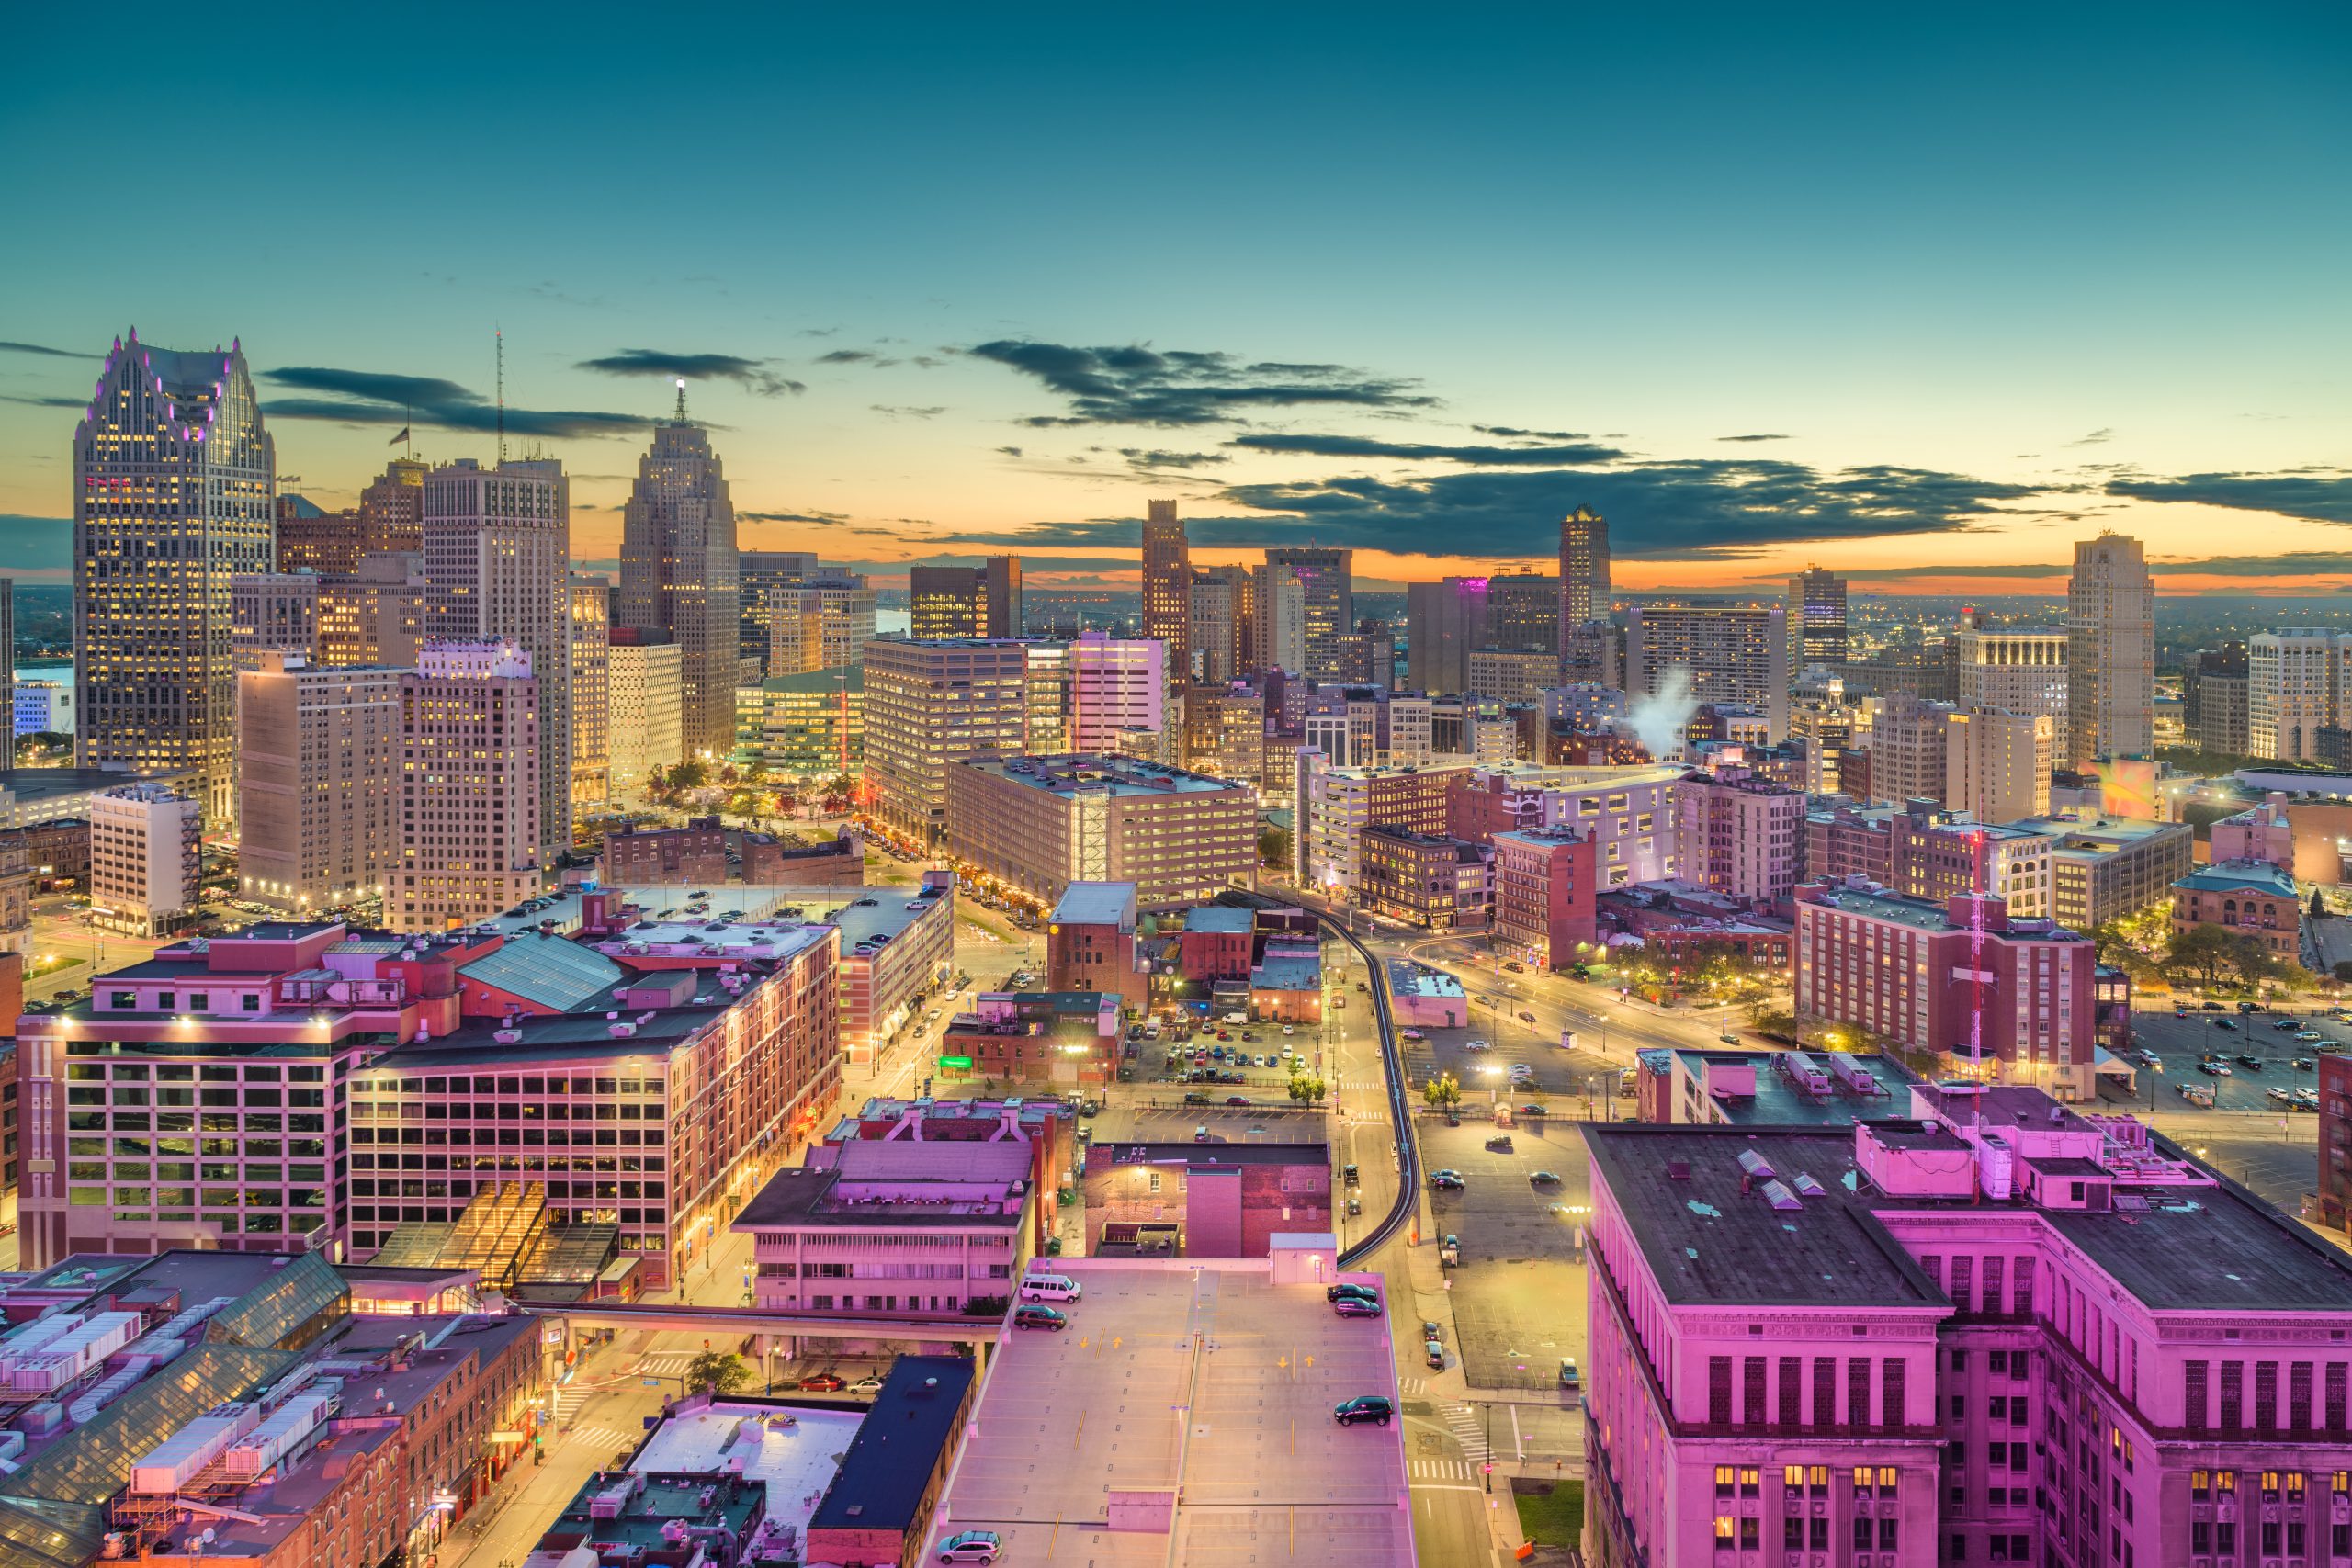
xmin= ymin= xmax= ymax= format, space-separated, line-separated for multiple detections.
xmin=1 ymin=3 xmax=2347 ymax=594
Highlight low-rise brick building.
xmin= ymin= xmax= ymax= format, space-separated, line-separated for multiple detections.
xmin=2172 ymin=858 xmax=2301 ymax=960
xmin=1081 ymin=1139 xmax=1331 ymax=1257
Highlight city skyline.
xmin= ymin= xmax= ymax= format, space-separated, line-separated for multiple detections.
xmin=3 ymin=9 xmax=2347 ymax=596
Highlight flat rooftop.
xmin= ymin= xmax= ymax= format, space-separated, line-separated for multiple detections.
xmin=1182 ymin=905 xmax=1257 ymax=935
xmin=1661 ymin=1048 xmax=1910 ymax=1126
xmin=925 ymin=1258 xmax=1412 ymax=1568
xmin=965 ymin=755 xmax=1246 ymax=797
xmin=1586 ymin=1125 xmax=1945 ymax=1309
xmin=1385 ymin=961 xmax=1464 ymax=998
xmin=830 ymin=885 xmax=950 ymax=952
xmin=1053 ymin=881 xmax=1137 ymax=927
xmin=628 ymin=1398 xmax=865 ymax=1550
xmin=2036 ymin=1170 xmax=2352 ymax=1313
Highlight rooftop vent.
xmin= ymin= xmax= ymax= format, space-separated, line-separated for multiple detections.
xmin=1736 ymin=1149 xmax=1776 ymax=1181
xmin=1665 ymin=1159 xmax=1692 ymax=1181
xmin=1759 ymin=1179 xmax=1802 ymax=1212
xmin=1792 ymin=1172 xmax=1827 ymax=1199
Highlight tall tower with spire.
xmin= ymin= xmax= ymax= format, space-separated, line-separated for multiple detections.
xmin=1142 ymin=499 xmax=1192 ymax=685
xmin=617 ymin=389 xmax=741 ymax=758
xmin=74 ymin=329 xmax=276 ymax=827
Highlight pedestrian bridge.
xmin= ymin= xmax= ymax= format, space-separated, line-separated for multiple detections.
xmin=513 ymin=1297 xmax=1003 ymax=1352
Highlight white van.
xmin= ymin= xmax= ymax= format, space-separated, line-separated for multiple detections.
xmin=1020 ymin=1273 xmax=1083 ymax=1303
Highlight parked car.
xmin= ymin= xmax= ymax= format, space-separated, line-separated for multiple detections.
xmin=2237 ymin=1055 xmax=2265 ymax=1071
xmin=1343 ymin=1163 xmax=1361 ymax=1185
xmin=1421 ymin=1319 xmax=1442 ymax=1342
xmin=2294 ymin=1057 xmax=2315 ymax=1070
xmin=1430 ymin=1169 xmax=1466 ymax=1190
xmin=1399 ymin=1028 xmax=1425 ymax=1041
xmin=1462 ymin=1039 xmax=1490 ymax=1053
xmin=1530 ymin=1169 xmax=1562 ymax=1185
xmin=1334 ymin=1395 xmax=1395 ymax=1426
xmin=2238 ymin=1000 xmax=2262 ymax=1013
xmin=1225 ymin=1096 xmax=1252 ymax=1107
xmin=1521 ymin=1103 xmax=1549 ymax=1117
xmin=2275 ymin=1018 xmax=2302 ymax=1031
xmin=797 ymin=1371 xmax=846 ymax=1392
xmin=1328 ymin=1282 xmax=1381 ymax=1303
xmin=1486 ymin=1135 xmax=1514 ymax=1152
xmin=937 ymin=1529 xmax=1003 ymax=1563
xmin=1012 ymin=1304 xmax=1069 ymax=1331
xmin=2215 ymin=1019 xmax=2239 ymax=1032
xmin=1559 ymin=1358 xmax=1580 ymax=1388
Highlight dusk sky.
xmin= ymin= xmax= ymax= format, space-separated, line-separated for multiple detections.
xmin=3 ymin=5 xmax=2346 ymax=592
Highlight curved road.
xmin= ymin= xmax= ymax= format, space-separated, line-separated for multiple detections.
xmin=1317 ymin=911 xmax=1419 ymax=1269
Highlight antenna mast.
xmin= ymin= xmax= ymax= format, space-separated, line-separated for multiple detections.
xmin=674 ymin=377 xmax=689 ymax=424
xmin=496 ymin=328 xmax=506 ymax=463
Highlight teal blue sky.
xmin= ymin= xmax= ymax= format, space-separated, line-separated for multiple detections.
xmin=2 ymin=2 xmax=2347 ymax=592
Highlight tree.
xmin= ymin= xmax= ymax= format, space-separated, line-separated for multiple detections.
xmin=2164 ymin=923 xmax=2238 ymax=988
xmin=684 ymin=1350 xmax=751 ymax=1395
xmin=1258 ymin=827 xmax=1293 ymax=869
xmin=2313 ymin=888 xmax=2330 ymax=919
xmin=1421 ymin=1072 xmax=1462 ymax=1109
xmin=1288 ymin=1074 xmax=1328 ymax=1103
xmin=669 ymin=758 xmax=710 ymax=793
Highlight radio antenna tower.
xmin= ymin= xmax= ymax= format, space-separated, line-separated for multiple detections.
xmin=495 ymin=328 xmax=506 ymax=463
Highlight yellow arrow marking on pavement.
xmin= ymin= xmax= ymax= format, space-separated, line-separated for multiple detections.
xmin=1112 ymin=1337 xmax=1122 ymax=1348
xmin=1304 ymin=1354 xmax=1315 ymax=1368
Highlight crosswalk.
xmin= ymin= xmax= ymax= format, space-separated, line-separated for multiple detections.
xmin=1444 ymin=1403 xmax=1491 ymax=1461
xmin=1396 ymin=1375 xmax=1427 ymax=1397
xmin=633 ymin=1351 xmax=700 ymax=1375
xmin=1409 ymin=1458 xmax=1477 ymax=1482
xmin=562 ymin=1422 xmax=640 ymax=1455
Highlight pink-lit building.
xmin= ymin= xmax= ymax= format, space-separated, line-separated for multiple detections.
xmin=1080 ymin=1138 xmax=1331 ymax=1256
xmin=1794 ymin=880 xmax=2099 ymax=1089
xmin=2211 ymin=791 xmax=2296 ymax=870
xmin=1589 ymin=1086 xmax=2352 ymax=1568
xmin=1068 ymin=630 xmax=1166 ymax=751
xmin=1491 ymin=826 xmax=1600 ymax=970
xmin=734 ymin=1137 xmax=1039 ymax=1314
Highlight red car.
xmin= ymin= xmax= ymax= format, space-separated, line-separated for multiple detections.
xmin=797 ymin=1371 xmax=846 ymax=1392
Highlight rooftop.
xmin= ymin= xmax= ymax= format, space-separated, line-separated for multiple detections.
xmin=830 ymin=884 xmax=951 ymax=953
xmin=963 ymin=754 xmax=1247 ymax=797
xmin=1053 ymin=881 xmax=1137 ymax=928
xmin=626 ymin=1398 xmax=864 ymax=1549
xmin=2175 ymin=859 xmax=2298 ymax=897
xmin=1385 ymin=960 xmax=1464 ymax=998
xmin=1183 ymin=905 xmax=1257 ymax=936
xmin=1648 ymin=1047 xmax=1912 ymax=1127
xmin=1252 ymin=954 xmax=1322 ymax=992
xmin=1585 ymin=1124 xmax=1946 ymax=1309
xmin=458 ymin=931 xmax=628 ymax=1012
xmin=923 ymin=1257 xmax=1412 ymax=1568
xmin=736 ymin=1145 xmax=1033 ymax=1229
xmin=808 ymin=1357 xmax=975 ymax=1531
xmin=2035 ymin=1156 xmax=2352 ymax=1312
xmin=369 ymin=1002 xmax=729 ymax=1068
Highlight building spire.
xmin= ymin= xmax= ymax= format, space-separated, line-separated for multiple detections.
xmin=673 ymin=378 xmax=688 ymax=424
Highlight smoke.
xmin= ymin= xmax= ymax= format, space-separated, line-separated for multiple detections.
xmin=1628 ymin=666 xmax=1699 ymax=761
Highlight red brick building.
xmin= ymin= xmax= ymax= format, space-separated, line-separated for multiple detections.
xmin=1178 ymin=904 xmax=1259 ymax=983
xmin=2171 ymin=859 xmax=2301 ymax=959
xmin=602 ymin=815 xmax=729 ymax=885
xmin=741 ymin=829 xmax=863 ymax=886
xmin=1047 ymin=881 xmax=1147 ymax=1011
xmin=1080 ymin=1139 xmax=1331 ymax=1256
xmin=1794 ymin=880 xmax=2099 ymax=1090
xmin=1359 ymin=826 xmax=1492 ymax=930
xmin=1491 ymin=827 xmax=1598 ymax=970
xmin=944 ymin=991 xmax=1121 ymax=1086
xmin=2321 ymin=1051 xmax=2352 ymax=1230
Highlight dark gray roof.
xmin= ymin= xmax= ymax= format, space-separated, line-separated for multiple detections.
xmin=808 ymin=1357 xmax=975 ymax=1531
xmin=1586 ymin=1125 xmax=1946 ymax=1309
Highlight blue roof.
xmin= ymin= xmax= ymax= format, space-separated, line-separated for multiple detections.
xmin=1253 ymin=955 xmax=1321 ymax=992
xmin=458 ymin=933 xmax=628 ymax=1012
xmin=2175 ymin=861 xmax=2297 ymax=897
xmin=1186 ymin=906 xmax=1256 ymax=935
xmin=808 ymin=1356 xmax=974 ymax=1530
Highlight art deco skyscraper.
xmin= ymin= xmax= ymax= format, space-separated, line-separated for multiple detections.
xmin=1786 ymin=565 xmax=1849 ymax=674
xmin=422 ymin=457 xmax=573 ymax=868
xmin=73 ymin=330 xmax=276 ymax=826
xmin=617 ymin=402 xmax=741 ymax=757
xmin=1142 ymin=499 xmax=1192 ymax=683
xmin=1557 ymin=506 xmax=1610 ymax=649
xmin=1261 ymin=547 xmax=1352 ymax=680
xmin=2065 ymin=532 xmax=2155 ymax=764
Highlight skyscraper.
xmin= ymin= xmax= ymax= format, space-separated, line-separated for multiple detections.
xmin=607 ymin=630 xmax=684 ymax=804
xmin=74 ymin=330 xmax=276 ymax=825
xmin=739 ymin=549 xmax=820 ymax=668
xmin=1557 ymin=507 xmax=1610 ymax=644
xmin=909 ymin=558 xmax=1023 ymax=638
xmin=570 ymin=578 xmax=611 ymax=807
xmin=768 ymin=576 xmax=877 ymax=674
xmin=391 ymin=641 xmax=542 ymax=932
xmin=1406 ymin=576 xmax=1492 ymax=695
xmin=237 ymin=652 xmax=402 ymax=914
xmin=1785 ymin=564 xmax=1849 ymax=673
xmin=1624 ymin=602 xmax=1790 ymax=737
xmin=1261 ymin=547 xmax=1352 ymax=680
xmin=863 ymin=639 xmax=1028 ymax=845
xmin=1253 ymin=564 xmax=1308 ymax=674
xmin=2065 ymin=532 xmax=2155 ymax=764
xmin=421 ymin=457 xmax=573 ymax=868
xmin=1069 ymin=631 xmax=1167 ymax=751
xmin=1188 ymin=570 xmax=1238 ymax=684
xmin=1142 ymin=499 xmax=1191 ymax=684
xmin=617 ymin=406 xmax=741 ymax=758
xmin=356 ymin=456 xmax=427 ymax=555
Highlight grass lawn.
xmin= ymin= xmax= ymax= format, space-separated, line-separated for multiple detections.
xmin=1512 ymin=1478 xmax=1584 ymax=1547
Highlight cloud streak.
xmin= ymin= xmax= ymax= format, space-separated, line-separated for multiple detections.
xmin=575 ymin=348 xmax=803 ymax=397
xmin=0 ymin=341 xmax=93 ymax=360
xmin=1227 ymin=433 xmax=1623 ymax=466
xmin=263 ymin=365 xmax=650 ymax=439
xmin=967 ymin=339 xmax=1436 ymax=427
xmin=2105 ymin=468 xmax=2352 ymax=525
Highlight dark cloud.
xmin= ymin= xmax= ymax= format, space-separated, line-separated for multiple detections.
xmin=967 ymin=339 xmax=1436 ymax=427
xmin=741 ymin=509 xmax=849 ymax=525
xmin=2105 ymin=468 xmax=2352 ymax=525
xmin=817 ymin=349 xmax=879 ymax=365
xmin=1836 ymin=551 xmax=2352 ymax=582
xmin=263 ymin=365 xmax=648 ymax=439
xmin=574 ymin=349 xmax=802 ymax=397
xmin=1716 ymin=434 xmax=1790 ymax=443
xmin=943 ymin=460 xmax=2042 ymax=561
xmin=994 ymin=446 xmax=1024 ymax=458
xmin=1227 ymin=433 xmax=1623 ymax=466
xmin=1475 ymin=425 xmax=1585 ymax=440
xmin=2067 ymin=428 xmax=2114 ymax=446
xmin=0 ymin=341 xmax=93 ymax=360
xmin=870 ymin=404 xmax=945 ymax=420
xmin=0 ymin=394 xmax=86 ymax=409
xmin=1119 ymin=448 xmax=1230 ymax=471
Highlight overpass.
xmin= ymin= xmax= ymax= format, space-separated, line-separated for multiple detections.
xmin=513 ymin=1299 xmax=1005 ymax=1359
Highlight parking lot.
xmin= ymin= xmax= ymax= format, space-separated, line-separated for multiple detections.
xmin=1396 ymin=1006 xmax=1633 ymax=1122
xmin=1418 ymin=1116 xmax=1592 ymax=1393
xmin=2122 ymin=1006 xmax=2345 ymax=1115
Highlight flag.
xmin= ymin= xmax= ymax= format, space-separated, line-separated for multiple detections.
xmin=388 ymin=425 xmax=410 ymax=446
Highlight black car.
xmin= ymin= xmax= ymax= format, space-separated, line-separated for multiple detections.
xmin=2237 ymin=1055 xmax=2264 ymax=1071
xmin=1334 ymin=1395 xmax=1395 ymax=1427
xmin=2215 ymin=1019 xmax=2239 ymax=1032
xmin=1342 ymin=1163 xmax=1361 ymax=1186
xmin=1430 ymin=1170 xmax=1466 ymax=1190
xmin=1327 ymin=1282 xmax=1381 ymax=1303
xmin=1183 ymin=1091 xmax=1210 ymax=1105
